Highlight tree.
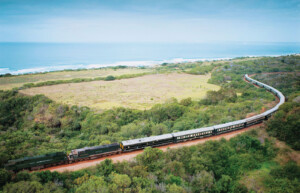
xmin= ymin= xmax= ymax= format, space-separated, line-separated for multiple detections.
xmin=165 ymin=174 xmax=183 ymax=186
xmin=136 ymin=147 xmax=164 ymax=172
xmin=191 ymin=170 xmax=215 ymax=193
xmin=76 ymin=176 xmax=108 ymax=193
xmin=109 ymin=173 xmax=131 ymax=193
xmin=267 ymin=102 xmax=300 ymax=150
xmin=152 ymin=123 xmax=168 ymax=135
xmin=166 ymin=184 xmax=186 ymax=193
xmin=3 ymin=181 xmax=44 ymax=193
xmin=164 ymin=161 xmax=185 ymax=178
xmin=215 ymin=175 xmax=233 ymax=193
xmin=15 ymin=171 xmax=31 ymax=182
xmin=0 ymin=152 xmax=9 ymax=168
xmin=97 ymin=159 xmax=115 ymax=177
xmin=0 ymin=169 xmax=11 ymax=187
xmin=180 ymin=97 xmax=192 ymax=106
xmin=148 ymin=103 xmax=185 ymax=123
xmin=35 ymin=170 xmax=62 ymax=184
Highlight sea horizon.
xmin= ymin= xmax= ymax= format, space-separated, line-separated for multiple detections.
xmin=1 ymin=42 xmax=299 ymax=75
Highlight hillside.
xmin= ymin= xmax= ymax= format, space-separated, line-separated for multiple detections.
xmin=0 ymin=55 xmax=299 ymax=192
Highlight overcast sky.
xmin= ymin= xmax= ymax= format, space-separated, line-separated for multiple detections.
xmin=0 ymin=0 xmax=299 ymax=43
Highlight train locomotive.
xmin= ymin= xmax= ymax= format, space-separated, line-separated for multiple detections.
xmin=4 ymin=74 xmax=285 ymax=172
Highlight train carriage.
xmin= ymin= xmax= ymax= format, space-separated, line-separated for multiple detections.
xmin=121 ymin=134 xmax=174 ymax=152
xmin=4 ymin=152 xmax=68 ymax=171
xmin=69 ymin=143 xmax=121 ymax=162
xmin=172 ymin=127 xmax=214 ymax=143
xmin=214 ymin=119 xmax=246 ymax=134
xmin=244 ymin=114 xmax=266 ymax=126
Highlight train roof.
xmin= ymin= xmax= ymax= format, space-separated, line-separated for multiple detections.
xmin=214 ymin=119 xmax=245 ymax=129
xmin=244 ymin=113 xmax=265 ymax=122
xmin=172 ymin=126 xmax=214 ymax=137
xmin=121 ymin=134 xmax=173 ymax=146
xmin=7 ymin=152 xmax=66 ymax=164
xmin=245 ymin=73 xmax=285 ymax=118
xmin=75 ymin=143 xmax=119 ymax=153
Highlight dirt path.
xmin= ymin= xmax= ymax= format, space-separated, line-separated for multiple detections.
xmin=45 ymin=124 xmax=261 ymax=172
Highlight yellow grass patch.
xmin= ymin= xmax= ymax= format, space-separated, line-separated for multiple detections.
xmin=0 ymin=68 xmax=152 ymax=90
xmin=20 ymin=73 xmax=220 ymax=110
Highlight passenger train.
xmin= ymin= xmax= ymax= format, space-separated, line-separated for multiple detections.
xmin=4 ymin=74 xmax=285 ymax=171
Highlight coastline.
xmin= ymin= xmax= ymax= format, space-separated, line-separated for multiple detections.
xmin=0 ymin=57 xmax=231 ymax=76
xmin=1 ymin=53 xmax=297 ymax=76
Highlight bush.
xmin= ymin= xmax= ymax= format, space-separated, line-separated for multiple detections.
xmin=15 ymin=171 xmax=31 ymax=182
xmin=180 ymin=97 xmax=192 ymax=106
xmin=0 ymin=169 xmax=11 ymax=187
xmin=105 ymin=75 xmax=116 ymax=81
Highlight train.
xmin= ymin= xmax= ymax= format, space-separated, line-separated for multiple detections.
xmin=4 ymin=74 xmax=285 ymax=172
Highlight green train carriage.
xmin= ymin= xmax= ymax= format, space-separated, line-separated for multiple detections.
xmin=68 ymin=143 xmax=121 ymax=162
xmin=4 ymin=152 xmax=68 ymax=171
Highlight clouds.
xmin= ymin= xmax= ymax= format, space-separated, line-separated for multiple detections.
xmin=0 ymin=0 xmax=299 ymax=42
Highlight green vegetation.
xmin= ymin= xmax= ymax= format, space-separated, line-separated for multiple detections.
xmin=0 ymin=67 xmax=153 ymax=90
xmin=266 ymin=95 xmax=300 ymax=150
xmin=2 ymin=130 xmax=297 ymax=193
xmin=209 ymin=55 xmax=300 ymax=87
xmin=263 ymin=161 xmax=300 ymax=192
xmin=0 ymin=84 xmax=270 ymax=167
xmin=200 ymin=88 xmax=237 ymax=105
xmin=0 ymin=55 xmax=299 ymax=192
xmin=186 ymin=64 xmax=216 ymax=75
xmin=21 ymin=72 xmax=151 ymax=89
xmin=252 ymin=72 xmax=300 ymax=150
xmin=254 ymin=73 xmax=300 ymax=97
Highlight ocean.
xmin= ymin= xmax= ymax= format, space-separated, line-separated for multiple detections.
xmin=0 ymin=42 xmax=299 ymax=75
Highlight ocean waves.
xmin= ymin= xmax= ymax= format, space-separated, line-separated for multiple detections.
xmin=0 ymin=57 xmax=231 ymax=75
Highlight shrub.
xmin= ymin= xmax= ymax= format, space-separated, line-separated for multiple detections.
xmin=0 ymin=169 xmax=11 ymax=187
xmin=105 ymin=75 xmax=116 ymax=81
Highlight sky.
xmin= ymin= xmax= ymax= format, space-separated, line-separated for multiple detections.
xmin=0 ymin=0 xmax=299 ymax=43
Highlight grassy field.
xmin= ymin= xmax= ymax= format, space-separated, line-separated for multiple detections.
xmin=0 ymin=68 xmax=153 ymax=90
xmin=20 ymin=73 xmax=220 ymax=110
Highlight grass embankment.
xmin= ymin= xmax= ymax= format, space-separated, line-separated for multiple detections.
xmin=20 ymin=73 xmax=220 ymax=110
xmin=0 ymin=68 xmax=153 ymax=90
